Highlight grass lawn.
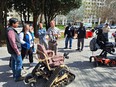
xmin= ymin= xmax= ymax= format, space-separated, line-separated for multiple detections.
xmin=56 ymin=25 xmax=65 ymax=30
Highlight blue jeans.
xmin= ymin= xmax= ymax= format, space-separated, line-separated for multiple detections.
xmin=39 ymin=38 xmax=48 ymax=50
xmin=11 ymin=54 xmax=22 ymax=80
xmin=65 ymin=37 xmax=72 ymax=48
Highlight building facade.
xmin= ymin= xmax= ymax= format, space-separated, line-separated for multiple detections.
xmin=82 ymin=0 xmax=105 ymax=24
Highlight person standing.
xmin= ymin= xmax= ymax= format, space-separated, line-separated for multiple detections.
xmin=38 ymin=23 xmax=48 ymax=49
xmin=64 ymin=23 xmax=74 ymax=49
xmin=6 ymin=18 xmax=24 ymax=82
xmin=76 ymin=22 xmax=86 ymax=51
xmin=47 ymin=20 xmax=61 ymax=55
xmin=19 ymin=24 xmax=34 ymax=67
xmin=29 ymin=26 xmax=35 ymax=52
xmin=102 ymin=23 xmax=110 ymax=41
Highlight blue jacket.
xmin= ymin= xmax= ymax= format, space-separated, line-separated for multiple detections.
xmin=38 ymin=28 xmax=46 ymax=40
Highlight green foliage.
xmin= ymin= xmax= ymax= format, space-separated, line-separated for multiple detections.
xmin=44 ymin=0 xmax=82 ymax=29
xmin=56 ymin=25 xmax=65 ymax=30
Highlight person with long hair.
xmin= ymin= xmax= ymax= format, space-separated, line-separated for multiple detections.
xmin=19 ymin=24 xmax=34 ymax=67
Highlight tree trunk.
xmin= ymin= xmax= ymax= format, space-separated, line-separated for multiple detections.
xmin=40 ymin=14 xmax=43 ymax=23
xmin=33 ymin=13 xmax=39 ymax=37
xmin=19 ymin=14 xmax=24 ymax=28
xmin=23 ymin=12 xmax=27 ymax=22
xmin=27 ymin=6 xmax=30 ymax=22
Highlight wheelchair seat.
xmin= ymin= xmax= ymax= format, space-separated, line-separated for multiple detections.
xmin=37 ymin=44 xmax=64 ymax=67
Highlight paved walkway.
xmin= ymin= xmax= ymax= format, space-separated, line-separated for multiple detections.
xmin=0 ymin=38 xmax=116 ymax=87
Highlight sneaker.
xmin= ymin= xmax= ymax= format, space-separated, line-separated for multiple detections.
xmin=69 ymin=47 xmax=72 ymax=49
xmin=15 ymin=76 xmax=25 ymax=82
xmin=30 ymin=63 xmax=36 ymax=67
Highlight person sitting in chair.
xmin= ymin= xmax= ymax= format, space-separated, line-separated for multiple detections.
xmin=96 ymin=29 xmax=109 ymax=57
xmin=96 ymin=29 xmax=108 ymax=49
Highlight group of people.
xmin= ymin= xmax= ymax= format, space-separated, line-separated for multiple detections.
xmin=6 ymin=18 xmax=36 ymax=82
xmin=6 ymin=17 xmax=111 ymax=82
xmin=38 ymin=20 xmax=61 ymax=55
xmin=6 ymin=18 xmax=61 ymax=82
xmin=64 ymin=22 xmax=86 ymax=51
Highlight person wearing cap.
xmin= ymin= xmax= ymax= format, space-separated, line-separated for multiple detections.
xmin=6 ymin=18 xmax=24 ymax=82
xmin=64 ymin=23 xmax=75 ymax=49
xmin=102 ymin=23 xmax=110 ymax=41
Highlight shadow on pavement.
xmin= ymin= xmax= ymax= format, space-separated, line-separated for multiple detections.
xmin=66 ymin=61 xmax=94 ymax=70
xmin=58 ymin=48 xmax=78 ymax=53
xmin=0 ymin=57 xmax=10 ymax=61
xmin=0 ymin=63 xmax=25 ymax=87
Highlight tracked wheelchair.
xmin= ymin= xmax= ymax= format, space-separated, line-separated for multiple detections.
xmin=89 ymin=29 xmax=116 ymax=67
xmin=24 ymin=44 xmax=75 ymax=87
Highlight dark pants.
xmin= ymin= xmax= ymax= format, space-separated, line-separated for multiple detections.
xmin=103 ymin=33 xmax=108 ymax=41
xmin=39 ymin=38 xmax=48 ymax=50
xmin=48 ymin=41 xmax=57 ymax=55
xmin=115 ymin=39 xmax=116 ymax=42
xmin=77 ymin=38 xmax=84 ymax=50
xmin=21 ymin=47 xmax=33 ymax=63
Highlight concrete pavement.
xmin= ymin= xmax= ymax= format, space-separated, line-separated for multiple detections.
xmin=0 ymin=38 xmax=116 ymax=87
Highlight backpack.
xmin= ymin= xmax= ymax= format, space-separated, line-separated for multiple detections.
xmin=89 ymin=37 xmax=100 ymax=51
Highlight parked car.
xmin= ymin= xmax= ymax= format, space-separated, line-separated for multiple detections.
xmin=111 ymin=24 xmax=116 ymax=29
xmin=94 ymin=23 xmax=105 ymax=30
xmin=73 ymin=22 xmax=92 ymax=29
xmin=94 ymin=23 xmax=113 ymax=30
xmin=84 ymin=23 xmax=92 ymax=28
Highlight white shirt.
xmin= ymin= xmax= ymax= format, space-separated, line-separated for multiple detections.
xmin=19 ymin=32 xmax=33 ymax=47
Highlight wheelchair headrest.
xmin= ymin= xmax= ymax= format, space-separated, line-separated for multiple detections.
xmin=37 ymin=44 xmax=48 ymax=55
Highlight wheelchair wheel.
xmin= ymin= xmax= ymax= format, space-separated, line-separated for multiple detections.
xmin=44 ymin=66 xmax=75 ymax=87
xmin=24 ymin=75 xmax=33 ymax=83
xmin=32 ymin=62 xmax=44 ymax=76
xmin=30 ymin=82 xmax=36 ymax=87
xmin=89 ymin=56 xmax=93 ymax=62
xmin=94 ymin=59 xmax=99 ymax=67
xmin=24 ymin=74 xmax=37 ymax=84
xmin=109 ymin=61 xmax=115 ymax=67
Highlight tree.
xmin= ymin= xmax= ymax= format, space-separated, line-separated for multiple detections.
xmin=13 ymin=0 xmax=43 ymax=36
xmin=13 ymin=0 xmax=32 ymax=25
xmin=0 ymin=0 xmax=13 ymax=41
xmin=44 ymin=0 xmax=82 ymax=29
xmin=31 ymin=0 xmax=44 ymax=36
xmin=96 ymin=0 xmax=116 ymax=23
xmin=66 ymin=5 xmax=85 ymax=23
